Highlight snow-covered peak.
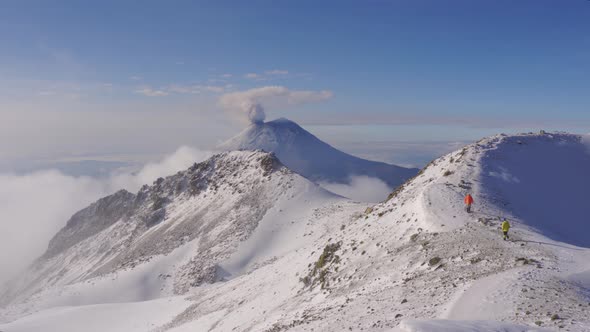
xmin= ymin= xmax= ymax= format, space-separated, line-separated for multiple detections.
xmin=219 ymin=118 xmax=418 ymax=187
xmin=370 ymin=131 xmax=590 ymax=246
xmin=268 ymin=117 xmax=296 ymax=124
xmin=0 ymin=150 xmax=341 ymax=309
xmin=42 ymin=150 xmax=288 ymax=259
xmin=219 ymin=118 xmax=305 ymax=153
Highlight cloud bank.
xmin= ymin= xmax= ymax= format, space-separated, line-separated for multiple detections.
xmin=135 ymin=87 xmax=169 ymax=97
xmin=218 ymin=86 xmax=333 ymax=124
xmin=0 ymin=146 xmax=211 ymax=285
xmin=320 ymin=175 xmax=392 ymax=203
xmin=136 ymin=84 xmax=228 ymax=96
xmin=265 ymin=69 xmax=289 ymax=75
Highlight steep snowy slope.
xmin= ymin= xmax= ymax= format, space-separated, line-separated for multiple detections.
xmin=478 ymin=134 xmax=590 ymax=247
xmin=0 ymin=151 xmax=349 ymax=320
xmin=219 ymin=118 xmax=418 ymax=189
xmin=2 ymin=133 xmax=589 ymax=332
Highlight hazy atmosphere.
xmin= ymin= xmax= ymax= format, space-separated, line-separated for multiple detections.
xmin=1 ymin=1 xmax=589 ymax=331
xmin=2 ymin=1 xmax=589 ymax=169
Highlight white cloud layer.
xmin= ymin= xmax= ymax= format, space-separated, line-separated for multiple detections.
xmin=245 ymin=69 xmax=289 ymax=79
xmin=244 ymin=73 xmax=259 ymax=79
xmin=320 ymin=175 xmax=392 ymax=203
xmin=0 ymin=146 xmax=212 ymax=285
xmin=135 ymin=87 xmax=169 ymax=97
xmin=137 ymin=84 xmax=228 ymax=96
xmin=265 ymin=69 xmax=289 ymax=75
xmin=218 ymin=86 xmax=333 ymax=124
xmin=0 ymin=104 xmax=233 ymax=162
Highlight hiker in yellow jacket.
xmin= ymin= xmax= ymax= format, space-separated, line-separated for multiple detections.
xmin=501 ymin=219 xmax=511 ymax=241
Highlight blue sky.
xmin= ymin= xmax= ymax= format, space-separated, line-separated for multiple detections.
xmin=1 ymin=0 xmax=589 ymax=166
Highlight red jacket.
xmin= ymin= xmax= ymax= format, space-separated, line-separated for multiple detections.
xmin=464 ymin=194 xmax=474 ymax=205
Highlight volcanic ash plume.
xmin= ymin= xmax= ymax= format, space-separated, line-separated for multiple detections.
xmin=243 ymin=101 xmax=266 ymax=124
xmin=218 ymin=86 xmax=333 ymax=125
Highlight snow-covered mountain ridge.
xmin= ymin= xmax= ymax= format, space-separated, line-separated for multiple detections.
xmin=172 ymin=132 xmax=589 ymax=331
xmin=2 ymin=132 xmax=589 ymax=332
xmin=0 ymin=150 xmax=345 ymax=313
xmin=154 ymin=132 xmax=589 ymax=332
xmin=307 ymin=132 xmax=590 ymax=331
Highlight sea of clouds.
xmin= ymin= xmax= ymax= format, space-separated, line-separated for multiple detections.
xmin=0 ymin=146 xmax=211 ymax=284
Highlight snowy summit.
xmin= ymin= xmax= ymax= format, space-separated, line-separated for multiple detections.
xmin=219 ymin=118 xmax=418 ymax=188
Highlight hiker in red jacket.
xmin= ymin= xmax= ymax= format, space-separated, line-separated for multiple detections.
xmin=464 ymin=194 xmax=474 ymax=213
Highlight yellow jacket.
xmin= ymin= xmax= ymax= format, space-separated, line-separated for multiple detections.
xmin=502 ymin=220 xmax=510 ymax=232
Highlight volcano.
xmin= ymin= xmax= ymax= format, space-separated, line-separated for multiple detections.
xmin=219 ymin=118 xmax=418 ymax=189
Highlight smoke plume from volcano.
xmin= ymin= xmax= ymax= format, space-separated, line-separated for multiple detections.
xmin=218 ymin=86 xmax=332 ymax=124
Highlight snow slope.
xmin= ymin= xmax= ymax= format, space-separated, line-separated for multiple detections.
xmin=219 ymin=118 xmax=418 ymax=189
xmin=2 ymin=132 xmax=590 ymax=332
xmin=395 ymin=319 xmax=552 ymax=332
xmin=0 ymin=297 xmax=192 ymax=332
xmin=479 ymin=134 xmax=590 ymax=247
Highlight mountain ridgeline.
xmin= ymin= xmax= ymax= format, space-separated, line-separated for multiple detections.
xmin=2 ymin=132 xmax=590 ymax=332
xmin=0 ymin=151 xmax=333 ymax=306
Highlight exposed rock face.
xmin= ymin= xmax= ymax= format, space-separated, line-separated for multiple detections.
xmin=44 ymin=189 xmax=136 ymax=259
